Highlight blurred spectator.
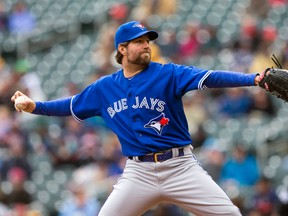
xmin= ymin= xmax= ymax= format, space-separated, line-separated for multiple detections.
xmin=246 ymin=0 xmax=269 ymax=19
xmin=269 ymin=0 xmax=288 ymax=7
xmin=14 ymin=58 xmax=46 ymax=102
xmin=220 ymin=144 xmax=260 ymax=188
xmin=63 ymin=82 xmax=81 ymax=96
xmin=246 ymin=176 xmax=280 ymax=216
xmin=1 ymin=167 xmax=32 ymax=216
xmin=0 ymin=56 xmax=12 ymax=104
xmin=68 ymin=162 xmax=117 ymax=206
xmin=216 ymin=88 xmax=253 ymax=119
xmin=0 ymin=202 xmax=11 ymax=216
xmin=190 ymin=124 xmax=207 ymax=149
xmin=40 ymin=118 xmax=103 ymax=168
xmin=7 ymin=1 xmax=36 ymax=35
xmin=178 ymin=22 xmax=200 ymax=63
xmin=101 ymin=132 xmax=125 ymax=177
xmin=0 ymin=59 xmax=26 ymax=105
xmin=158 ymin=29 xmax=180 ymax=62
xmin=261 ymin=26 xmax=278 ymax=47
xmin=249 ymin=26 xmax=278 ymax=73
xmin=152 ymin=0 xmax=177 ymax=17
xmin=240 ymin=16 xmax=258 ymax=42
xmin=59 ymin=181 xmax=101 ymax=216
xmin=7 ymin=167 xmax=32 ymax=203
xmin=0 ymin=1 xmax=8 ymax=32
xmin=150 ymin=43 xmax=167 ymax=64
xmin=41 ymin=118 xmax=84 ymax=167
xmin=99 ymin=2 xmax=129 ymax=61
xmin=91 ymin=21 xmax=119 ymax=71
xmin=229 ymin=38 xmax=254 ymax=73
xmin=0 ymin=185 xmax=7 ymax=203
xmin=250 ymin=88 xmax=277 ymax=117
xmin=0 ymin=56 xmax=8 ymax=73
xmin=280 ymin=41 xmax=288 ymax=69
xmin=239 ymin=16 xmax=263 ymax=54
xmin=108 ymin=3 xmax=128 ymax=24
xmin=0 ymin=105 xmax=14 ymax=146
xmin=200 ymin=137 xmax=225 ymax=183
xmin=75 ymin=129 xmax=102 ymax=167
xmin=0 ymin=58 xmax=45 ymax=113
xmin=198 ymin=25 xmax=221 ymax=55
xmin=183 ymin=91 xmax=208 ymax=137
xmin=249 ymin=46 xmax=273 ymax=73
xmin=0 ymin=131 xmax=32 ymax=180
xmin=277 ymin=184 xmax=288 ymax=216
xmin=131 ymin=0 xmax=177 ymax=21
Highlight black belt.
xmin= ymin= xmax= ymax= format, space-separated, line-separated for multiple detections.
xmin=128 ymin=148 xmax=185 ymax=163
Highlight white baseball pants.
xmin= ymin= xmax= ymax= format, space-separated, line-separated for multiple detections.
xmin=98 ymin=150 xmax=242 ymax=216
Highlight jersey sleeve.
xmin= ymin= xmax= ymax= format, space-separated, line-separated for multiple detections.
xmin=32 ymin=97 xmax=72 ymax=116
xmin=71 ymin=81 xmax=102 ymax=121
xmin=172 ymin=64 xmax=257 ymax=97
xmin=172 ymin=64 xmax=212 ymax=97
xmin=203 ymin=70 xmax=257 ymax=88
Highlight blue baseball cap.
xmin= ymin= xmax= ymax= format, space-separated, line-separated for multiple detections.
xmin=114 ymin=21 xmax=158 ymax=50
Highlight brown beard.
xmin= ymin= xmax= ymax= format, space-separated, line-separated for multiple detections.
xmin=127 ymin=51 xmax=151 ymax=66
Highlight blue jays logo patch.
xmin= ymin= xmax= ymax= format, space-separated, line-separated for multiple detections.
xmin=144 ymin=113 xmax=169 ymax=135
xmin=132 ymin=22 xmax=145 ymax=30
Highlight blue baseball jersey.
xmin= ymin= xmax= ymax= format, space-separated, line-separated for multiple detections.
xmin=68 ymin=62 xmax=256 ymax=156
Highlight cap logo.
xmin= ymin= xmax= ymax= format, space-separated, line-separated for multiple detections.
xmin=114 ymin=21 xmax=158 ymax=50
xmin=132 ymin=22 xmax=145 ymax=30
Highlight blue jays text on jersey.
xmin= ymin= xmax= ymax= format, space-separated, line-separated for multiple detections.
xmin=33 ymin=62 xmax=257 ymax=156
xmin=107 ymin=96 xmax=166 ymax=118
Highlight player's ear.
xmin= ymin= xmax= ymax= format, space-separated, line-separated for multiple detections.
xmin=118 ymin=42 xmax=129 ymax=56
xmin=118 ymin=45 xmax=127 ymax=56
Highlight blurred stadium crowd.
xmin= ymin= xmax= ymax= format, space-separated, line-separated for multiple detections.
xmin=1 ymin=0 xmax=288 ymax=215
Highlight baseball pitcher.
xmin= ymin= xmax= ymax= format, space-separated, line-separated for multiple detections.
xmin=12 ymin=21 xmax=266 ymax=216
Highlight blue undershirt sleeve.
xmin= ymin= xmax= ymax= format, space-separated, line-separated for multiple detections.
xmin=32 ymin=97 xmax=72 ymax=116
xmin=203 ymin=71 xmax=258 ymax=88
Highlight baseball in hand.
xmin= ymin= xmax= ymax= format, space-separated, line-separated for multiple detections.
xmin=15 ymin=96 xmax=28 ymax=110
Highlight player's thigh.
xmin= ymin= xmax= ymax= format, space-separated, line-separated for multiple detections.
xmin=163 ymin=155 xmax=242 ymax=216
xmin=98 ymin=160 xmax=161 ymax=216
